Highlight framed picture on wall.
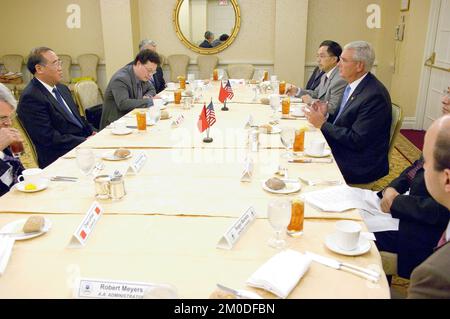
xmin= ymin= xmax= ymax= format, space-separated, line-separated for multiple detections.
xmin=400 ymin=0 xmax=410 ymax=11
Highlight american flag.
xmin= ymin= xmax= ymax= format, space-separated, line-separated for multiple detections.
xmin=224 ymin=80 xmax=234 ymax=100
xmin=206 ymin=101 xmax=216 ymax=127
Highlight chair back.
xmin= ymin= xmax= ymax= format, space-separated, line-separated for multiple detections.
xmin=389 ymin=103 xmax=403 ymax=160
xmin=77 ymin=54 xmax=99 ymax=81
xmin=227 ymin=64 xmax=255 ymax=79
xmin=167 ymin=54 xmax=190 ymax=82
xmin=12 ymin=116 xmax=38 ymax=168
xmin=1 ymin=55 xmax=23 ymax=73
xmin=158 ymin=53 xmax=166 ymax=66
xmin=74 ymin=80 xmax=103 ymax=116
xmin=58 ymin=54 xmax=72 ymax=85
xmin=197 ymin=55 xmax=219 ymax=80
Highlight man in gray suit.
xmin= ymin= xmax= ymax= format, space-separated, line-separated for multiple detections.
xmin=288 ymin=40 xmax=346 ymax=115
xmin=100 ymin=50 xmax=160 ymax=129
xmin=408 ymin=114 xmax=450 ymax=299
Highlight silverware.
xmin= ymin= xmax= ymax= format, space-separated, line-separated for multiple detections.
xmin=305 ymin=251 xmax=380 ymax=282
xmin=297 ymin=176 xmax=342 ymax=186
xmin=50 ymin=176 xmax=78 ymax=182
xmin=0 ymin=231 xmax=41 ymax=237
xmin=216 ymin=284 xmax=262 ymax=299
xmin=92 ymin=162 xmax=105 ymax=176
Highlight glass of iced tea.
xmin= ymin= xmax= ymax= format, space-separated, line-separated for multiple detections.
xmin=263 ymin=70 xmax=269 ymax=81
xmin=212 ymin=69 xmax=218 ymax=81
xmin=287 ymin=199 xmax=304 ymax=236
xmin=293 ymin=128 xmax=306 ymax=152
xmin=136 ymin=111 xmax=147 ymax=131
xmin=178 ymin=76 xmax=186 ymax=90
xmin=10 ymin=141 xmax=24 ymax=158
xmin=174 ymin=90 xmax=182 ymax=104
xmin=281 ymin=97 xmax=290 ymax=118
xmin=279 ymin=81 xmax=286 ymax=95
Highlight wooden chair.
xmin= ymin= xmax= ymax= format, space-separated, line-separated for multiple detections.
xmin=167 ymin=54 xmax=190 ymax=82
xmin=227 ymin=64 xmax=255 ymax=79
xmin=197 ymin=55 xmax=218 ymax=80
xmin=77 ymin=54 xmax=99 ymax=82
xmin=12 ymin=116 xmax=38 ymax=168
xmin=74 ymin=80 xmax=103 ymax=129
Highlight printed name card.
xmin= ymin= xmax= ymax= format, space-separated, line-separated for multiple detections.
xmin=73 ymin=277 xmax=178 ymax=299
xmin=244 ymin=115 xmax=254 ymax=129
xmin=217 ymin=207 xmax=257 ymax=250
xmin=126 ymin=151 xmax=147 ymax=174
xmin=240 ymin=157 xmax=253 ymax=182
xmin=171 ymin=114 xmax=185 ymax=128
xmin=68 ymin=202 xmax=103 ymax=248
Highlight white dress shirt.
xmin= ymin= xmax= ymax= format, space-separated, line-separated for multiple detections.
xmin=0 ymin=151 xmax=13 ymax=187
xmin=36 ymin=78 xmax=76 ymax=116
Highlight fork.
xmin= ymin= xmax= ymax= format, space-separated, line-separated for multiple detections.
xmin=91 ymin=162 xmax=105 ymax=176
xmin=297 ymin=176 xmax=342 ymax=186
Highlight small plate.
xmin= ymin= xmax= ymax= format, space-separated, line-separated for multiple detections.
xmin=261 ymin=179 xmax=302 ymax=194
xmin=101 ymin=151 xmax=132 ymax=161
xmin=111 ymin=128 xmax=132 ymax=135
xmin=304 ymin=149 xmax=332 ymax=158
xmin=0 ymin=217 xmax=52 ymax=240
xmin=260 ymin=126 xmax=281 ymax=134
xmin=15 ymin=179 xmax=49 ymax=193
xmin=325 ymin=233 xmax=371 ymax=256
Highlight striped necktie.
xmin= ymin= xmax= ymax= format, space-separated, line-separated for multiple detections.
xmin=52 ymin=88 xmax=83 ymax=128
xmin=333 ymin=85 xmax=351 ymax=124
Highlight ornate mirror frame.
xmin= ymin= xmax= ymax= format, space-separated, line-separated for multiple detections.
xmin=173 ymin=0 xmax=241 ymax=55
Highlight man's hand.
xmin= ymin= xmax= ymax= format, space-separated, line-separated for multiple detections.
xmin=380 ymin=187 xmax=400 ymax=213
xmin=305 ymin=101 xmax=328 ymax=128
xmin=286 ymin=85 xmax=298 ymax=97
xmin=301 ymin=94 xmax=312 ymax=104
xmin=0 ymin=127 xmax=22 ymax=151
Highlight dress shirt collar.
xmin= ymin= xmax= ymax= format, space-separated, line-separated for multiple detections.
xmin=36 ymin=77 xmax=57 ymax=95
xmin=347 ymin=72 xmax=368 ymax=96
xmin=325 ymin=66 xmax=337 ymax=79
xmin=0 ymin=150 xmax=4 ymax=160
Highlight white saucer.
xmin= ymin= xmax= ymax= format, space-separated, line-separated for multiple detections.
xmin=262 ymin=179 xmax=302 ymax=194
xmin=305 ymin=149 xmax=332 ymax=158
xmin=101 ymin=151 xmax=132 ymax=161
xmin=15 ymin=179 xmax=49 ymax=193
xmin=111 ymin=128 xmax=132 ymax=135
xmin=0 ymin=217 xmax=52 ymax=240
xmin=325 ymin=233 xmax=371 ymax=256
xmin=260 ymin=126 xmax=281 ymax=134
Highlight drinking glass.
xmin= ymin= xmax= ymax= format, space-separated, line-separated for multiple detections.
xmin=267 ymin=199 xmax=291 ymax=249
xmin=10 ymin=141 xmax=24 ymax=158
xmin=76 ymin=148 xmax=95 ymax=176
xmin=148 ymin=105 xmax=161 ymax=125
xmin=280 ymin=127 xmax=295 ymax=158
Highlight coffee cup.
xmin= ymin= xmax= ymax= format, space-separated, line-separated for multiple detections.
xmin=18 ymin=168 xmax=43 ymax=185
xmin=270 ymin=75 xmax=278 ymax=81
xmin=114 ymin=120 xmax=126 ymax=131
xmin=309 ymin=140 xmax=325 ymax=156
xmin=291 ymin=106 xmax=304 ymax=117
xmin=335 ymin=220 xmax=361 ymax=251
xmin=167 ymin=82 xmax=176 ymax=90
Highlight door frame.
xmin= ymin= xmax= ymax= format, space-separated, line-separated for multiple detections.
xmin=415 ymin=0 xmax=442 ymax=130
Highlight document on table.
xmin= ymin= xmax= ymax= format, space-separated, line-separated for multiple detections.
xmin=301 ymin=185 xmax=399 ymax=232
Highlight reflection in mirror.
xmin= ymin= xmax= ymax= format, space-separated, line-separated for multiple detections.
xmin=174 ymin=0 xmax=241 ymax=54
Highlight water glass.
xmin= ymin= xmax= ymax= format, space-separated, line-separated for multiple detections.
xmin=76 ymin=148 xmax=95 ymax=176
xmin=280 ymin=127 xmax=295 ymax=158
xmin=267 ymin=199 xmax=291 ymax=249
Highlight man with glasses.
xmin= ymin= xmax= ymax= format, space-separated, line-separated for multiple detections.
xmin=306 ymin=41 xmax=391 ymax=185
xmin=17 ymin=47 xmax=95 ymax=168
xmin=287 ymin=40 xmax=346 ymax=115
xmin=137 ymin=39 xmax=166 ymax=94
xmin=100 ymin=49 xmax=161 ymax=129
xmin=0 ymin=83 xmax=25 ymax=196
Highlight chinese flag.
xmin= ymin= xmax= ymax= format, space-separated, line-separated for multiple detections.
xmin=197 ymin=104 xmax=209 ymax=133
xmin=218 ymin=81 xmax=227 ymax=103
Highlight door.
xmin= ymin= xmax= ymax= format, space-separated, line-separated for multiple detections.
xmin=421 ymin=0 xmax=450 ymax=129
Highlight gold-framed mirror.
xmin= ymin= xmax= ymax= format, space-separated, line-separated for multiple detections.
xmin=173 ymin=0 xmax=241 ymax=55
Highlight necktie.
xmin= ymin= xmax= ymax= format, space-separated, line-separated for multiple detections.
xmin=333 ymin=85 xmax=352 ymax=124
xmin=52 ymin=88 xmax=83 ymax=128
xmin=406 ymin=160 xmax=424 ymax=182
xmin=137 ymin=82 xmax=143 ymax=99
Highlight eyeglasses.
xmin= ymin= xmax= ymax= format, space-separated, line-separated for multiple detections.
xmin=316 ymin=54 xmax=332 ymax=59
xmin=41 ymin=59 xmax=62 ymax=68
xmin=143 ymin=65 xmax=155 ymax=75
xmin=0 ymin=112 xmax=16 ymax=124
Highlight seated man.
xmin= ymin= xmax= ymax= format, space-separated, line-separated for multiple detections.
xmin=100 ymin=49 xmax=160 ymax=129
xmin=138 ymin=39 xmax=166 ymax=94
xmin=306 ymin=41 xmax=391 ymax=184
xmin=287 ymin=40 xmax=347 ymax=115
xmin=408 ymin=115 xmax=450 ymax=298
xmin=17 ymin=47 xmax=95 ymax=168
xmin=305 ymin=66 xmax=325 ymax=91
xmin=199 ymin=31 xmax=214 ymax=48
xmin=0 ymin=84 xmax=25 ymax=196
xmin=211 ymin=34 xmax=229 ymax=47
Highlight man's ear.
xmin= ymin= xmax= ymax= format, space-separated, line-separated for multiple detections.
xmin=35 ymin=64 xmax=44 ymax=75
xmin=444 ymin=168 xmax=450 ymax=193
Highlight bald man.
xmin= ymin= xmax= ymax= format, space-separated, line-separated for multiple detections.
xmin=408 ymin=115 xmax=450 ymax=298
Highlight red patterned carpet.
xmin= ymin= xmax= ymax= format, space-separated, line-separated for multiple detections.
xmin=400 ymin=129 xmax=425 ymax=151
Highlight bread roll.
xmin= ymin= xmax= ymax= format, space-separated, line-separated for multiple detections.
xmin=260 ymin=98 xmax=270 ymax=105
xmin=113 ymin=148 xmax=131 ymax=158
xmin=265 ymin=177 xmax=286 ymax=190
xmin=259 ymin=124 xmax=272 ymax=134
xmin=23 ymin=215 xmax=45 ymax=233
xmin=160 ymin=110 xmax=170 ymax=120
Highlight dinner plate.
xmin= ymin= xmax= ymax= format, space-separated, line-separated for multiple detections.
xmin=101 ymin=151 xmax=132 ymax=161
xmin=304 ymin=149 xmax=332 ymax=158
xmin=15 ymin=179 xmax=49 ymax=193
xmin=111 ymin=128 xmax=132 ymax=135
xmin=261 ymin=179 xmax=302 ymax=194
xmin=325 ymin=233 xmax=371 ymax=256
xmin=0 ymin=217 xmax=52 ymax=240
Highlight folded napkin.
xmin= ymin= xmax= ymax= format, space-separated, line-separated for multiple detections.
xmin=246 ymin=249 xmax=311 ymax=298
xmin=0 ymin=236 xmax=15 ymax=276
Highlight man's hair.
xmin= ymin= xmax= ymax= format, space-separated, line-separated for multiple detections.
xmin=319 ymin=40 xmax=342 ymax=62
xmin=219 ymin=34 xmax=229 ymax=42
xmin=0 ymin=83 xmax=17 ymax=109
xmin=434 ymin=116 xmax=450 ymax=171
xmin=133 ymin=49 xmax=161 ymax=66
xmin=344 ymin=41 xmax=375 ymax=73
xmin=27 ymin=46 xmax=53 ymax=75
xmin=204 ymin=31 xmax=213 ymax=40
xmin=139 ymin=39 xmax=157 ymax=51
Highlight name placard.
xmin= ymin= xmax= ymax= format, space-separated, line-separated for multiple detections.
xmin=217 ymin=207 xmax=257 ymax=250
xmin=68 ymin=202 xmax=103 ymax=248
xmin=240 ymin=157 xmax=253 ymax=182
xmin=126 ymin=151 xmax=147 ymax=174
xmin=171 ymin=114 xmax=185 ymax=128
xmin=73 ymin=277 xmax=177 ymax=299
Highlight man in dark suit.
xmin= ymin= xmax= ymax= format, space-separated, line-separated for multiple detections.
xmin=305 ymin=66 xmax=324 ymax=91
xmin=408 ymin=115 xmax=450 ymax=298
xmin=17 ymin=47 xmax=94 ymax=168
xmin=306 ymin=41 xmax=391 ymax=184
xmin=199 ymin=31 xmax=214 ymax=48
xmin=0 ymin=84 xmax=24 ymax=196
xmin=138 ymin=39 xmax=166 ymax=94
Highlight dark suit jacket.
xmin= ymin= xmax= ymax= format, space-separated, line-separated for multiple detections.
xmin=199 ymin=40 xmax=213 ymax=48
xmin=0 ymin=148 xmax=24 ymax=196
xmin=17 ymin=78 xmax=94 ymax=168
xmin=305 ymin=66 xmax=325 ymax=91
xmin=377 ymin=159 xmax=450 ymax=278
xmin=408 ymin=241 xmax=450 ymax=299
xmin=153 ymin=66 xmax=166 ymax=94
xmin=321 ymin=73 xmax=391 ymax=184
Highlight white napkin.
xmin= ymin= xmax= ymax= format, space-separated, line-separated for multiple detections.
xmin=0 ymin=236 xmax=15 ymax=276
xmin=246 ymin=249 xmax=311 ymax=299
